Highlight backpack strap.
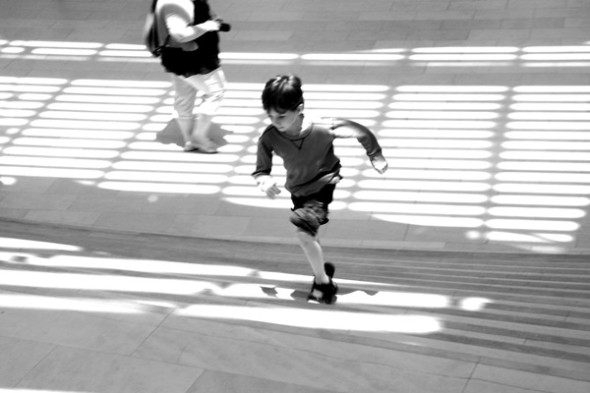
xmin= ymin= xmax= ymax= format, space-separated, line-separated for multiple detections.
xmin=151 ymin=0 xmax=170 ymax=48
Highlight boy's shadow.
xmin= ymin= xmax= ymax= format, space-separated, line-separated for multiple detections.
xmin=155 ymin=120 xmax=231 ymax=149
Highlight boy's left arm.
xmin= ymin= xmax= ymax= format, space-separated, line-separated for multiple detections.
xmin=329 ymin=118 xmax=389 ymax=174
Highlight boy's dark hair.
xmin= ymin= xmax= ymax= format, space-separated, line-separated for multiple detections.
xmin=261 ymin=74 xmax=304 ymax=112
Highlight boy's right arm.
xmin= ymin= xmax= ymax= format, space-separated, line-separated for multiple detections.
xmin=255 ymin=175 xmax=281 ymax=199
xmin=252 ymin=137 xmax=281 ymax=199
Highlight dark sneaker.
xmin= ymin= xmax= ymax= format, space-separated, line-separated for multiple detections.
xmin=308 ymin=279 xmax=338 ymax=304
xmin=324 ymin=262 xmax=335 ymax=278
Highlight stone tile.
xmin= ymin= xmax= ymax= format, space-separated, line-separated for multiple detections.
xmin=0 ymin=336 xmax=54 ymax=387
xmin=532 ymin=17 xmax=566 ymax=28
xmin=469 ymin=29 xmax=532 ymax=40
xmin=406 ymin=29 xmax=471 ymax=41
xmin=441 ymin=19 xmax=504 ymax=30
xmin=327 ymin=207 xmax=373 ymax=222
xmin=415 ymin=10 xmax=476 ymax=21
xmin=0 ymin=208 xmax=27 ymax=220
xmin=18 ymin=346 xmax=202 ymax=393
xmin=243 ymin=216 xmax=293 ymax=238
xmin=362 ymin=239 xmax=447 ymax=250
xmin=0 ymin=302 xmax=164 ymax=355
xmin=471 ymin=364 xmax=590 ymax=393
xmin=474 ymin=9 xmax=535 ymax=19
xmin=0 ymin=192 xmax=76 ymax=210
xmin=93 ymin=212 xmax=176 ymax=234
xmin=2 ymin=212 xmax=590 ymax=392
xmin=44 ymin=178 xmax=105 ymax=195
xmin=0 ymin=0 xmax=589 ymax=268
xmin=234 ymin=31 xmax=293 ymax=42
xmin=404 ymin=226 xmax=487 ymax=245
xmin=326 ymin=218 xmax=406 ymax=243
xmin=449 ymin=0 xmax=509 ymax=11
xmin=158 ymin=317 xmax=477 ymax=379
xmin=135 ymin=323 xmax=469 ymax=393
xmin=0 ymin=177 xmax=57 ymax=194
xmin=464 ymin=379 xmax=547 ymax=393
xmin=215 ymin=198 xmax=289 ymax=218
xmin=243 ymin=11 xmax=305 ymax=22
xmin=168 ymin=215 xmax=252 ymax=238
xmin=189 ymin=370 xmax=340 ymax=393
xmin=530 ymin=27 xmax=589 ymax=39
xmin=509 ymin=0 xmax=569 ymax=9
xmin=24 ymin=210 xmax=100 ymax=226
xmin=564 ymin=17 xmax=590 ymax=27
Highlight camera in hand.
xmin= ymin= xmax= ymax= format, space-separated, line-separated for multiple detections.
xmin=217 ymin=19 xmax=231 ymax=32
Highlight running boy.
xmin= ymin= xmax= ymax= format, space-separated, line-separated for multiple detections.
xmin=252 ymin=74 xmax=389 ymax=303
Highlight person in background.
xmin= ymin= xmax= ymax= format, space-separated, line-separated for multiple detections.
xmin=156 ymin=0 xmax=227 ymax=153
xmin=252 ymin=74 xmax=389 ymax=303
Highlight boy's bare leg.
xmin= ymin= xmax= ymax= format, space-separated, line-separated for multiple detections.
xmin=296 ymin=230 xmax=330 ymax=284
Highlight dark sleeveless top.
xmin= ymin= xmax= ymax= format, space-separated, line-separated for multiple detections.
xmin=191 ymin=0 xmax=220 ymax=72
xmin=161 ymin=0 xmax=221 ymax=76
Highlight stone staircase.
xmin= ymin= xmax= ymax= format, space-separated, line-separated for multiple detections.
xmin=2 ymin=219 xmax=589 ymax=392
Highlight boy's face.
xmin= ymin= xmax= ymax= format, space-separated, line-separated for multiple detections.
xmin=267 ymin=106 xmax=302 ymax=135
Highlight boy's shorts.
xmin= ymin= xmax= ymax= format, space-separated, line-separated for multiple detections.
xmin=291 ymin=184 xmax=336 ymax=226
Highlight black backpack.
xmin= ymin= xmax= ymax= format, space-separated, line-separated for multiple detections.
xmin=143 ymin=0 xmax=167 ymax=57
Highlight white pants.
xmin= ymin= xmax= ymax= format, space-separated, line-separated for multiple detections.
xmin=172 ymin=68 xmax=226 ymax=143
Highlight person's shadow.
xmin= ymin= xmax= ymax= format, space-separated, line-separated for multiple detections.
xmin=155 ymin=119 xmax=232 ymax=149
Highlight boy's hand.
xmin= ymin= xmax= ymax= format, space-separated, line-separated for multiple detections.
xmin=371 ymin=155 xmax=388 ymax=174
xmin=257 ymin=176 xmax=281 ymax=199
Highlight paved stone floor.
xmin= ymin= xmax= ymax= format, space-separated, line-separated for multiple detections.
xmin=1 ymin=1 xmax=590 ymax=392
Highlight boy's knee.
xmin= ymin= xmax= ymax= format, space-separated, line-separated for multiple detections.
xmin=291 ymin=209 xmax=320 ymax=236
xmin=295 ymin=228 xmax=315 ymax=243
xmin=289 ymin=200 xmax=327 ymax=237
